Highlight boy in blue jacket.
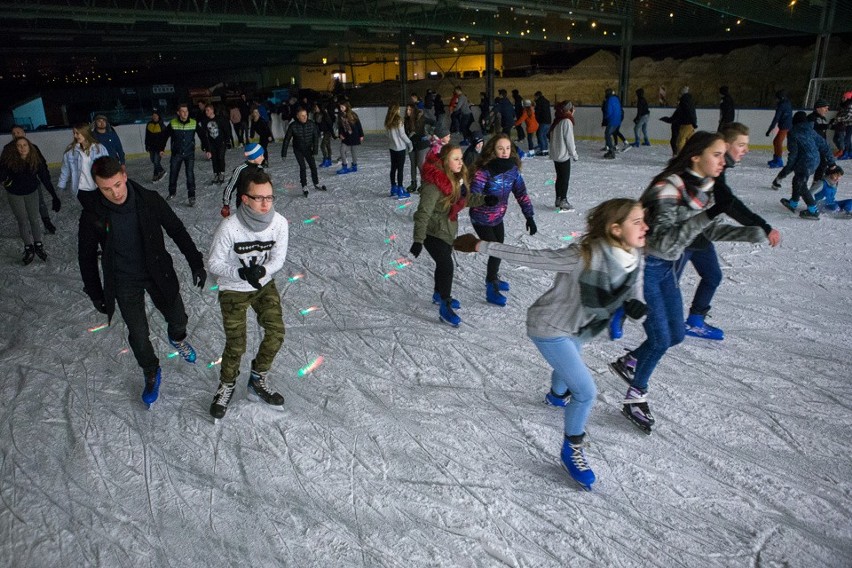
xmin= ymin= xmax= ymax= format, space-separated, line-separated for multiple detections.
xmin=777 ymin=111 xmax=836 ymax=219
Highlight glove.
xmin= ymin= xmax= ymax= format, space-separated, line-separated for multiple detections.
xmin=525 ymin=217 xmax=537 ymax=236
xmin=453 ymin=234 xmax=481 ymax=253
xmin=192 ymin=268 xmax=207 ymax=289
xmin=238 ymin=264 xmax=266 ymax=290
xmin=92 ymin=298 xmax=107 ymax=314
xmin=409 ymin=242 xmax=423 ymax=258
xmin=221 ymin=204 xmax=231 ymax=218
xmin=52 ymin=197 xmax=61 ymax=212
xmin=706 ymin=186 xmax=734 ymax=219
xmin=765 ymin=130 xmax=772 ymax=137
xmin=623 ymin=299 xmax=647 ymax=320
xmin=484 ymin=195 xmax=499 ymax=206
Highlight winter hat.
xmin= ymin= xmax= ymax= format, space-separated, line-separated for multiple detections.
xmin=825 ymin=164 xmax=844 ymax=177
xmin=433 ymin=121 xmax=450 ymax=139
xmin=814 ymin=99 xmax=829 ymax=109
xmin=94 ymin=114 xmax=108 ymax=122
xmin=719 ymin=86 xmax=729 ymax=96
xmin=471 ymin=133 xmax=484 ymax=146
xmin=523 ymin=100 xmax=532 ymax=107
xmin=244 ymin=143 xmax=264 ymax=161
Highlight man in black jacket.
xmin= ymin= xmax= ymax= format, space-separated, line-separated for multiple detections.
xmin=281 ymin=108 xmax=324 ymax=196
xmin=79 ymin=157 xmax=207 ymax=407
xmin=533 ymin=91 xmax=552 ymax=156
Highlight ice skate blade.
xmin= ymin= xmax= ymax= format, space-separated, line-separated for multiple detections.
xmin=621 ymin=407 xmax=652 ymax=435
xmin=247 ymin=389 xmax=285 ymax=407
xmin=608 ymin=362 xmax=633 ymax=385
xmin=560 ymin=462 xmax=593 ymax=491
xmin=438 ymin=315 xmax=460 ymax=328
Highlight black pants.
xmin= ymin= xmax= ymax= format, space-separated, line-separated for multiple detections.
xmin=115 ymin=280 xmax=188 ymax=376
xmin=472 ymin=221 xmax=505 ymax=282
xmin=210 ymin=143 xmax=227 ymax=175
xmin=669 ymin=124 xmax=679 ymax=155
xmin=320 ymin=132 xmax=332 ymax=160
xmin=169 ymin=153 xmax=196 ymax=197
xmin=389 ymin=149 xmax=406 ymax=187
xmin=424 ymin=235 xmax=454 ymax=300
xmin=554 ymin=160 xmax=572 ymax=201
xmin=294 ymin=149 xmax=319 ymax=187
xmin=791 ymin=170 xmax=816 ymax=206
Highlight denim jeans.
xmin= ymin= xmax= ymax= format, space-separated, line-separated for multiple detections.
xmin=529 ymin=335 xmax=596 ymax=437
xmin=168 ymin=153 xmax=196 ymax=198
xmin=675 ymin=244 xmax=721 ymax=316
xmin=149 ymin=151 xmax=164 ymax=176
xmin=630 ymin=255 xmax=685 ymax=391
xmin=604 ymin=124 xmax=618 ymax=151
xmin=633 ymin=115 xmax=649 ymax=144
xmin=115 ymin=281 xmax=188 ymax=376
xmin=536 ymin=124 xmax=550 ymax=153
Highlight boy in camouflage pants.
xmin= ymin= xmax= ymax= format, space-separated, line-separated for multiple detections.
xmin=206 ymin=170 xmax=289 ymax=420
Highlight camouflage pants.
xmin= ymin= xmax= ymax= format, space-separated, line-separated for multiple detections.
xmin=218 ymin=281 xmax=285 ymax=384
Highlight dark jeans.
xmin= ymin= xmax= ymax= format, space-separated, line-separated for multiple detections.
xmin=630 ymin=256 xmax=685 ymax=391
xmin=149 ymin=151 xmax=165 ymax=176
xmin=115 ymin=281 xmax=188 ymax=376
xmin=233 ymin=122 xmax=246 ymax=145
xmin=169 ymin=153 xmax=196 ymax=198
xmin=389 ymin=149 xmax=406 ymax=187
xmin=675 ymin=244 xmax=722 ymax=316
xmin=604 ymin=124 xmax=618 ymax=151
xmin=553 ymin=159 xmax=572 ymax=201
xmin=791 ymin=170 xmax=816 ymax=206
xmin=210 ymin=143 xmax=227 ymax=175
xmin=423 ymin=235 xmax=454 ymax=300
xmin=320 ymin=132 xmax=332 ymax=160
xmin=459 ymin=113 xmax=474 ymax=143
xmin=537 ymin=124 xmax=550 ymax=153
xmin=294 ymin=149 xmax=319 ymax=187
xmin=472 ymin=221 xmax=505 ymax=282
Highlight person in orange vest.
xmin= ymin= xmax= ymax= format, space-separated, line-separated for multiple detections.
xmin=514 ymin=100 xmax=540 ymax=156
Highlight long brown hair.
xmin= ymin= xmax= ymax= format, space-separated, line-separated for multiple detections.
xmin=438 ymin=144 xmax=468 ymax=210
xmin=475 ymin=133 xmax=521 ymax=171
xmin=0 ymin=138 xmax=40 ymax=172
xmin=338 ymin=101 xmax=359 ymax=124
xmin=646 ymin=131 xmax=723 ymax=191
xmin=579 ymin=198 xmax=641 ymax=268
xmin=404 ymin=103 xmax=422 ymax=133
xmin=65 ymin=122 xmax=99 ymax=153
xmin=384 ymin=103 xmax=403 ymax=129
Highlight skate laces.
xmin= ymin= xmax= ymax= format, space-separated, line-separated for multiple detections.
xmin=568 ymin=443 xmax=591 ymax=471
xmin=170 ymin=338 xmax=195 ymax=360
xmin=214 ymin=382 xmax=235 ymax=405
xmin=249 ymin=371 xmax=272 ymax=394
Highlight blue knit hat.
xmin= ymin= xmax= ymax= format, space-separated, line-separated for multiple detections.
xmin=244 ymin=143 xmax=264 ymax=161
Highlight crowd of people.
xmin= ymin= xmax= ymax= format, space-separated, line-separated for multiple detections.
xmin=1 ymin=83 xmax=850 ymax=491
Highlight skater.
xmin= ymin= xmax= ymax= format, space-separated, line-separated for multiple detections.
xmin=513 ymin=100 xmax=539 ymax=155
xmin=336 ymin=101 xmax=364 ymax=174
xmin=607 ymin=132 xmax=768 ymax=433
xmin=385 ymin=103 xmax=414 ymax=199
xmin=462 ymin=133 xmax=484 ymax=168
xmin=632 ymin=88 xmax=651 ymax=147
xmin=221 ymin=143 xmax=266 ymax=217
xmin=549 ymin=101 xmax=579 ymax=211
xmin=409 ymin=144 xmax=497 ymax=327
xmin=200 ymin=104 xmax=232 ymax=185
xmin=249 ymin=107 xmax=274 ymax=167
xmin=718 ymin=86 xmax=735 ymax=130
xmin=57 ymin=122 xmax=110 ymax=212
xmin=765 ymin=90 xmax=793 ymax=168
xmin=1 ymin=126 xmax=59 ymax=234
xmin=469 ymin=133 xmax=537 ymax=307
xmin=144 ymin=110 xmax=169 ymax=183
xmin=79 ymin=157 xmax=206 ymax=407
xmin=313 ymin=102 xmax=334 ymax=168
xmin=207 ymin=170 xmax=288 ymax=420
xmin=775 ymin=111 xmax=836 ymax=219
xmin=812 ymin=164 xmax=848 ymax=213
xmin=92 ymin=114 xmax=126 ymax=165
xmin=404 ymin=103 xmax=432 ymax=193
xmin=282 ymin=107 xmax=323 ymax=197
xmin=452 ymin=198 xmax=648 ymax=489
xmin=0 ymin=137 xmax=60 ymax=264
xmin=601 ymin=88 xmax=623 ymax=158
xmin=165 ymin=103 xmax=204 ymax=206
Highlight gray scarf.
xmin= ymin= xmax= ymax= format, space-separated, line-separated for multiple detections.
xmin=236 ymin=203 xmax=275 ymax=232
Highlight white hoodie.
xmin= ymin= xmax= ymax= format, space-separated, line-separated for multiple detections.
xmin=207 ymin=211 xmax=289 ymax=292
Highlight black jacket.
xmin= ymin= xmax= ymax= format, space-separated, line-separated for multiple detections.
xmin=720 ymin=94 xmax=735 ymax=125
xmin=144 ymin=120 xmax=169 ymax=153
xmin=250 ymin=117 xmax=273 ymax=144
xmin=78 ymin=180 xmax=204 ymax=323
xmin=534 ymin=96 xmax=552 ymax=125
xmin=200 ymin=115 xmax=232 ymax=152
xmin=282 ymin=119 xmax=319 ymax=157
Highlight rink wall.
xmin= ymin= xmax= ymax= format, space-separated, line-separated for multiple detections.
xmin=0 ymin=108 xmax=828 ymax=167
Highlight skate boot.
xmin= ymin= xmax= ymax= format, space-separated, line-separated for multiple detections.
xmin=22 ymin=245 xmax=35 ymax=265
xmin=432 ymin=291 xmax=460 ymax=309
xmin=608 ymin=352 xmax=636 ymax=384
xmin=396 ymin=185 xmax=411 ymax=199
xmin=389 ymin=185 xmax=399 ymax=198
xmin=188 ymin=197 xmax=196 ymax=207
xmin=142 ymin=367 xmax=162 ymax=408
xmin=560 ymin=433 xmax=595 ymax=490
xmin=336 ymin=165 xmax=351 ymax=175
xmin=247 ymin=370 xmax=284 ymax=406
xmin=350 ymin=163 xmax=358 ymax=172
xmin=780 ymin=198 xmax=798 ymax=213
xmin=684 ymin=313 xmax=724 ymax=340
xmin=545 ymin=388 xmax=571 ymax=407
xmin=302 ymin=185 xmax=309 ymax=198
xmin=771 ymin=178 xmax=781 ymax=190
xmin=42 ymin=217 xmax=56 ymax=234
xmin=799 ymin=207 xmax=820 ymax=220
xmin=622 ymin=386 xmax=654 ymax=434
xmin=169 ymin=337 xmax=197 ymax=363
xmin=34 ymin=242 xmax=48 ymax=261
xmin=314 ymin=184 xmax=327 ymax=191
xmin=557 ymin=199 xmax=575 ymax=212
xmin=609 ymin=306 xmax=626 ymax=340
xmin=493 ymin=276 xmax=510 ymax=291
xmin=438 ymin=299 xmax=461 ymax=327
xmin=486 ymin=280 xmax=507 ymax=307
xmin=603 ymin=150 xmax=616 ymax=159
xmin=210 ymin=381 xmax=236 ymax=420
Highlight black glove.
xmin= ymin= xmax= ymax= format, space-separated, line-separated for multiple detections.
xmin=706 ymin=186 xmax=734 ymax=219
xmin=52 ymin=197 xmax=61 ymax=212
xmin=92 ymin=298 xmax=107 ymax=314
xmin=192 ymin=268 xmax=207 ymax=289
xmin=409 ymin=242 xmax=423 ymax=258
xmin=238 ymin=263 xmax=266 ymax=290
xmin=623 ymin=299 xmax=647 ymax=320
xmin=765 ymin=129 xmax=772 ymax=137
xmin=525 ymin=217 xmax=537 ymax=236
xmin=484 ymin=195 xmax=499 ymax=206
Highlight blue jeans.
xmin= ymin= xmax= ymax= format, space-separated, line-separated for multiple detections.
xmin=536 ymin=124 xmax=550 ymax=153
xmin=604 ymin=124 xmax=618 ymax=151
xmin=149 ymin=151 xmax=164 ymax=176
xmin=168 ymin=153 xmax=196 ymax=198
xmin=529 ymin=335 xmax=597 ymax=436
xmin=630 ymin=256 xmax=685 ymax=391
xmin=633 ymin=115 xmax=649 ymax=144
xmin=675 ymin=244 xmax=721 ymax=316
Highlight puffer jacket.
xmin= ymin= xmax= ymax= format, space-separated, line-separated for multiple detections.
xmin=468 ymin=159 xmax=534 ymax=226
xmin=166 ymin=117 xmax=201 ymax=156
xmin=781 ymin=120 xmax=835 ymax=176
xmin=281 ymin=119 xmax=319 ymax=156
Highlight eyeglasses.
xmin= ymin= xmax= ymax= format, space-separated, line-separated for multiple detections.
xmin=244 ymin=194 xmax=275 ymax=203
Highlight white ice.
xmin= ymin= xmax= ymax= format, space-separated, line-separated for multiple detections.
xmin=1 ymin=135 xmax=850 ymax=567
